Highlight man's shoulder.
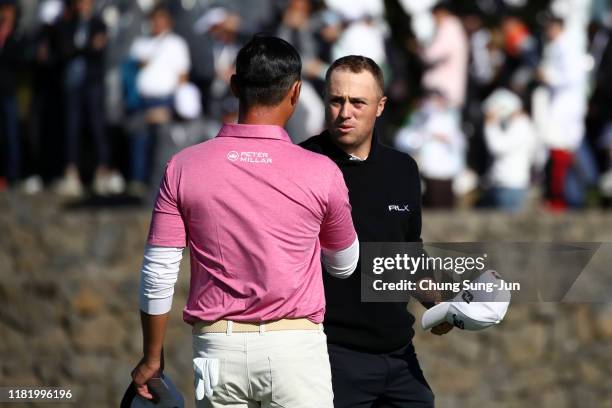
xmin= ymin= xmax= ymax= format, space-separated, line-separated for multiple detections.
xmin=293 ymin=142 xmax=341 ymax=175
xmin=299 ymin=134 xmax=327 ymax=154
xmin=299 ymin=133 xmax=340 ymax=166
xmin=166 ymin=139 xmax=215 ymax=167
xmin=296 ymin=133 xmax=337 ymax=164
xmin=377 ymin=143 xmax=420 ymax=173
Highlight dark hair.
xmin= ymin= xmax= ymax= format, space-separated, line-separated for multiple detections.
xmin=149 ymin=4 xmax=172 ymax=20
xmin=325 ymin=55 xmax=385 ymax=97
xmin=432 ymin=1 xmax=453 ymax=14
xmin=546 ymin=15 xmax=565 ymax=27
xmin=233 ymin=35 xmax=302 ymax=107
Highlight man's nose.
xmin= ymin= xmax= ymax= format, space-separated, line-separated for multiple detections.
xmin=339 ymin=103 xmax=351 ymax=119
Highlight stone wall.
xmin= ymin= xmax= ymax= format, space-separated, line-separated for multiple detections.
xmin=1 ymin=195 xmax=611 ymax=407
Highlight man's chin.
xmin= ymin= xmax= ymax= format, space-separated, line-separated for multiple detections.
xmin=330 ymin=129 xmax=356 ymax=143
xmin=328 ymin=128 xmax=373 ymax=154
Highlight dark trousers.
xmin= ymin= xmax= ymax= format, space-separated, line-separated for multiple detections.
xmin=64 ymin=82 xmax=109 ymax=167
xmin=129 ymin=120 xmax=154 ymax=183
xmin=328 ymin=343 xmax=434 ymax=408
xmin=0 ymin=94 xmax=20 ymax=182
xmin=129 ymin=97 xmax=173 ymax=183
xmin=423 ymin=178 xmax=454 ymax=208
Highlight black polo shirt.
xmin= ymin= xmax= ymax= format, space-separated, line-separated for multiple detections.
xmin=301 ymin=131 xmax=424 ymax=353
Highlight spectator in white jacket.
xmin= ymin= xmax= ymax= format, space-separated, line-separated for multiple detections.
xmin=130 ymin=6 xmax=190 ymax=105
xmin=127 ymin=5 xmax=191 ymax=196
xmin=483 ymin=89 xmax=536 ymax=212
xmin=395 ymin=90 xmax=465 ymax=208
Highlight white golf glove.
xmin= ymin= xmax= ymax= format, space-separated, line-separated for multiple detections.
xmin=193 ymin=357 xmax=220 ymax=400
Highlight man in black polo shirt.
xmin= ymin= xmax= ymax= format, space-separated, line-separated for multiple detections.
xmin=301 ymin=56 xmax=452 ymax=407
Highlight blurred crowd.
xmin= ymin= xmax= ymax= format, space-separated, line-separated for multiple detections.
xmin=2 ymin=0 xmax=612 ymax=211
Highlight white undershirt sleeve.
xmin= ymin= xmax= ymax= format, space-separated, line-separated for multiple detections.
xmin=139 ymin=244 xmax=184 ymax=315
xmin=321 ymin=236 xmax=359 ymax=279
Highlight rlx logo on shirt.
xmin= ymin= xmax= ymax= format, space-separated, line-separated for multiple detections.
xmin=388 ymin=204 xmax=410 ymax=212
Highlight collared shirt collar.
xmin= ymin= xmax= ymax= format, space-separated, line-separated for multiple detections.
xmin=349 ymin=153 xmax=368 ymax=161
xmin=217 ymin=123 xmax=291 ymax=142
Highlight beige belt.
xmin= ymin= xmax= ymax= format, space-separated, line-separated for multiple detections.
xmin=193 ymin=318 xmax=320 ymax=334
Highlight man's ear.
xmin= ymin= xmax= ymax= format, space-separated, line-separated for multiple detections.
xmin=376 ymin=96 xmax=387 ymax=117
xmin=290 ymin=81 xmax=302 ymax=107
xmin=230 ymin=75 xmax=239 ymax=98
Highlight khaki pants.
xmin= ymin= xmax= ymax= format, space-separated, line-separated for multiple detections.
xmin=192 ymin=327 xmax=333 ymax=408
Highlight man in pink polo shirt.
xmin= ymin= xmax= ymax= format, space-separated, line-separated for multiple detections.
xmin=130 ymin=36 xmax=359 ymax=408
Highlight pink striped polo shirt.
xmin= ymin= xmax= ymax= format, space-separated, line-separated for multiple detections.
xmin=147 ymin=123 xmax=356 ymax=324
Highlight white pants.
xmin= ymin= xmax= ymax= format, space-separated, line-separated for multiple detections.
xmin=192 ymin=327 xmax=333 ymax=408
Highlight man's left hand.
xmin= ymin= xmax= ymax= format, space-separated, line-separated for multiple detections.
xmin=131 ymin=356 xmax=162 ymax=401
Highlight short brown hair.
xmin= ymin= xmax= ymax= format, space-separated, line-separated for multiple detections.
xmin=325 ymin=55 xmax=385 ymax=97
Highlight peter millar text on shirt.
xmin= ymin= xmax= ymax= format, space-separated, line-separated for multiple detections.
xmin=147 ymin=124 xmax=357 ymax=324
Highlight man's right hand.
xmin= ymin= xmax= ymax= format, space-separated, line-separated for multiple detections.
xmin=131 ymin=357 xmax=162 ymax=401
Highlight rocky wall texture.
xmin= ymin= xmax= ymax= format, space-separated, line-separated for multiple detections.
xmin=1 ymin=195 xmax=611 ymax=407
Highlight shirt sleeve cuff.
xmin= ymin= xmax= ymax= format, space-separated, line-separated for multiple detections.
xmin=322 ymin=236 xmax=359 ymax=279
xmin=138 ymin=245 xmax=183 ymax=315
xmin=139 ymin=295 xmax=173 ymax=315
xmin=140 ymin=296 xmax=172 ymax=315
